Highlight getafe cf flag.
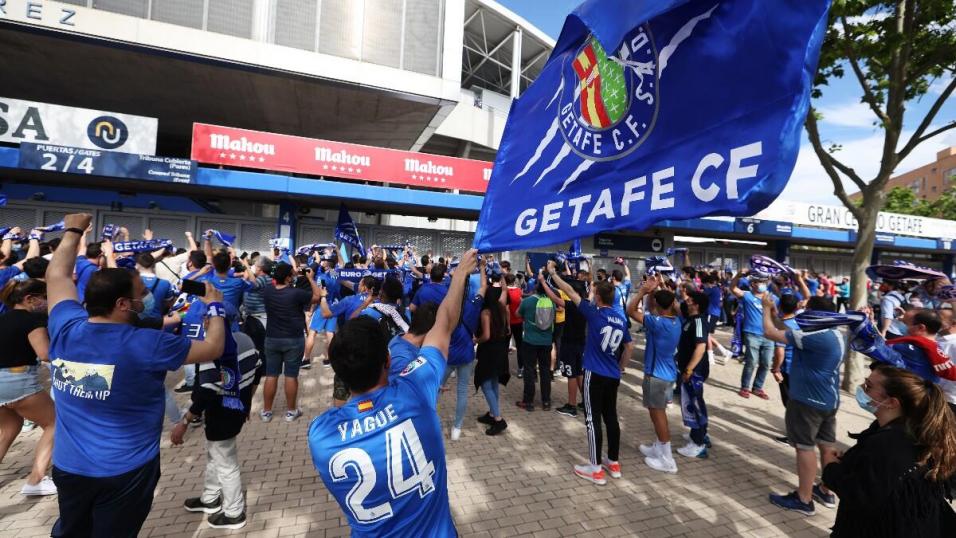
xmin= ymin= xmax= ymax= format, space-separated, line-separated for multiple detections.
xmin=334 ymin=204 xmax=366 ymax=257
xmin=474 ymin=0 xmax=830 ymax=252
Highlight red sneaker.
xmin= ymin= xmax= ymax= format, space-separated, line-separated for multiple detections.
xmin=574 ymin=465 xmax=607 ymax=485
xmin=738 ymin=389 xmax=751 ymax=399
xmin=602 ymin=459 xmax=622 ymax=479
xmin=753 ymin=389 xmax=770 ymax=400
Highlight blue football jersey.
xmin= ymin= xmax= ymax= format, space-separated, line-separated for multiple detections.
xmin=578 ymin=300 xmax=632 ymax=379
xmin=308 ymin=346 xmax=457 ymax=538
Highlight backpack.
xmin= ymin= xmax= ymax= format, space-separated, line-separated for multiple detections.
xmin=369 ymin=303 xmax=410 ymax=339
xmin=533 ymin=295 xmax=555 ymax=331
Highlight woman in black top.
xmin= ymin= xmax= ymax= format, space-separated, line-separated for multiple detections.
xmin=0 ymin=279 xmax=56 ymax=496
xmin=822 ymin=363 xmax=956 ymax=537
xmin=474 ymin=285 xmax=511 ymax=436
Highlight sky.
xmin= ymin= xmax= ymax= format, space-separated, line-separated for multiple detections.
xmin=496 ymin=0 xmax=956 ymax=206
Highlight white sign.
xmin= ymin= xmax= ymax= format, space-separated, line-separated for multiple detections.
xmin=0 ymin=97 xmax=157 ymax=155
xmin=755 ymin=200 xmax=956 ymax=240
xmin=0 ymin=0 xmax=77 ymax=28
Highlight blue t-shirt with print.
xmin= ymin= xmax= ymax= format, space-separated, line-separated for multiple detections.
xmin=578 ymin=300 xmax=632 ymax=380
xmin=48 ymin=300 xmax=191 ymax=477
xmin=412 ymin=282 xmax=448 ymax=308
xmin=329 ymin=293 xmax=368 ymax=322
xmin=740 ymin=291 xmax=777 ymax=336
xmin=388 ymin=334 xmax=422 ymax=375
xmin=775 ymin=317 xmax=801 ymax=374
xmin=316 ymin=270 xmax=341 ymax=302
xmin=786 ymin=328 xmax=845 ymax=410
xmin=643 ymin=314 xmax=681 ymax=382
xmin=308 ymin=346 xmax=456 ymax=538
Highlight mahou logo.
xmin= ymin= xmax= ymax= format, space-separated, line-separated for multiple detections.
xmin=209 ymin=134 xmax=275 ymax=155
xmin=404 ymin=159 xmax=454 ymax=177
xmin=315 ymin=147 xmax=371 ymax=167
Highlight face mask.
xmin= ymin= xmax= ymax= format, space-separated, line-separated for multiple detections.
xmin=757 ymin=284 xmax=768 ymax=293
xmin=855 ymin=385 xmax=884 ymax=414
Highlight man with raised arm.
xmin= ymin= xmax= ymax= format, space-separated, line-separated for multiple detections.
xmin=547 ymin=261 xmax=632 ymax=485
xmin=307 ymin=248 xmax=478 ymax=537
xmin=45 ymin=213 xmax=228 ymax=537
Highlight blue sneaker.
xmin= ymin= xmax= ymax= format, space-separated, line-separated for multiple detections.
xmin=769 ymin=491 xmax=815 ymax=516
xmin=812 ymin=484 xmax=836 ymax=508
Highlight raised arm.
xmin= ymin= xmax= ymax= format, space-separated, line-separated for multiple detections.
xmin=730 ymin=271 xmax=746 ymax=298
xmin=628 ymin=278 xmax=658 ymax=325
xmin=203 ymin=231 xmax=215 ymax=262
xmin=761 ymin=293 xmax=787 ymax=344
xmin=546 ymin=261 xmax=578 ymax=306
xmin=423 ymin=249 xmax=478 ymax=357
xmin=46 ymin=214 xmax=92 ymax=311
xmin=14 ymin=232 xmax=41 ymax=270
xmin=0 ymin=227 xmax=18 ymax=260
xmin=795 ymin=272 xmax=811 ymax=307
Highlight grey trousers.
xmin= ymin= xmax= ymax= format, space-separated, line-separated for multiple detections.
xmin=200 ymin=437 xmax=245 ymax=517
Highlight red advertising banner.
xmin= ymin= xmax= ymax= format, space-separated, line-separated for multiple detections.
xmin=190 ymin=123 xmax=492 ymax=194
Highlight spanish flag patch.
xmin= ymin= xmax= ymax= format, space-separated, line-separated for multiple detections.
xmin=358 ymin=400 xmax=374 ymax=413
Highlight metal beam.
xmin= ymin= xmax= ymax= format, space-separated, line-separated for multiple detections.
xmin=461 ymin=32 xmax=516 ymax=87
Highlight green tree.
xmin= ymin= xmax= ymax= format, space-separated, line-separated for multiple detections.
xmin=805 ymin=0 xmax=956 ymax=389
xmin=882 ymin=186 xmax=923 ymax=213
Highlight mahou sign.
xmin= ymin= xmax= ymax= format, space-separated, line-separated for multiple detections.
xmin=191 ymin=123 xmax=493 ymax=194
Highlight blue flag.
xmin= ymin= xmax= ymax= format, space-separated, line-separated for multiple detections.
xmin=0 ymin=194 xmax=6 ymax=207
xmin=334 ymin=204 xmax=366 ymax=257
xmin=474 ymin=0 xmax=829 ymax=252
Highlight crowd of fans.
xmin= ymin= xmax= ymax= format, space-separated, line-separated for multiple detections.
xmin=0 ymin=214 xmax=954 ymax=536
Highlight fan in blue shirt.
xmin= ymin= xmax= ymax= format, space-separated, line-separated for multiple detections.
xmin=547 ymin=264 xmax=632 ymax=484
xmin=308 ymin=249 xmax=478 ymax=537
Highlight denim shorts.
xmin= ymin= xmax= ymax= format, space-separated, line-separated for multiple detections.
xmin=0 ymin=365 xmax=43 ymax=406
xmin=264 ymin=337 xmax=305 ymax=378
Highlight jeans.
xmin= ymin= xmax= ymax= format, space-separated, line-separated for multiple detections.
xmin=741 ymin=332 xmax=773 ymax=391
xmin=202 ymin=437 xmax=244 ymax=518
xmin=52 ymin=455 xmax=160 ymax=538
xmin=264 ymin=337 xmax=305 ymax=378
xmin=480 ymin=378 xmax=500 ymax=418
xmin=183 ymin=364 xmax=196 ymax=386
xmin=441 ymin=361 xmax=475 ymax=429
xmin=521 ymin=343 xmax=552 ymax=404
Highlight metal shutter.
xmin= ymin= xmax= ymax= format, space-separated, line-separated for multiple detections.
xmin=274 ymin=0 xmax=318 ymax=51
xmin=402 ymin=0 xmax=442 ymax=75
xmin=146 ymin=217 xmax=191 ymax=245
xmin=319 ymin=0 xmax=363 ymax=60
xmin=362 ymin=0 xmax=402 ymax=69
xmin=207 ymin=0 xmax=254 ymax=38
xmin=238 ymin=222 xmax=275 ymax=253
xmin=297 ymin=225 xmax=335 ymax=247
xmin=99 ymin=214 xmax=146 ymax=240
xmin=151 ymin=0 xmax=205 ymax=29
xmin=0 ymin=207 xmax=39 ymax=233
xmin=438 ymin=232 xmax=472 ymax=258
xmin=92 ymin=0 xmax=149 ymax=18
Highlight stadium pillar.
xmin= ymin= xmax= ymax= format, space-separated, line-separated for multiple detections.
xmin=944 ymin=254 xmax=955 ymax=279
xmin=774 ymin=240 xmax=790 ymax=264
xmin=870 ymin=248 xmax=881 ymax=265
xmin=277 ymin=201 xmax=297 ymax=247
xmin=511 ymin=27 xmax=523 ymax=99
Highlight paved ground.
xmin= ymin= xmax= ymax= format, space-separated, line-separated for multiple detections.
xmin=0 ymin=327 xmax=890 ymax=537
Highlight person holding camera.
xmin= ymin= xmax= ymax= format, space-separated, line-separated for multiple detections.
xmin=260 ymin=262 xmax=321 ymax=423
xmin=45 ymin=213 xmax=228 ymax=538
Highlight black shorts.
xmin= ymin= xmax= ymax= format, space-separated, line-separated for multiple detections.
xmin=705 ymin=314 xmax=718 ymax=334
xmin=552 ymin=322 xmax=565 ymax=344
xmin=558 ymin=340 xmax=584 ymax=378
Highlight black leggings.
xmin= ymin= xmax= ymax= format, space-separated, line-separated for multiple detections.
xmin=583 ymin=370 xmax=621 ymax=466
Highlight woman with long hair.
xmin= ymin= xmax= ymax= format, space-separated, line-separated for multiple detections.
xmin=474 ymin=284 xmax=511 ymax=436
xmin=822 ymin=363 xmax=956 ymax=537
xmin=0 ymin=278 xmax=57 ymax=496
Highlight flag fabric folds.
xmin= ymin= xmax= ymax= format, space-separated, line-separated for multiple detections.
xmin=474 ymin=0 xmax=830 ymax=252
xmin=335 ymin=204 xmax=366 ymax=258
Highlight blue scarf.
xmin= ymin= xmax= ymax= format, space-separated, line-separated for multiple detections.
xmin=113 ymin=239 xmax=174 ymax=253
xmin=296 ymin=243 xmax=335 ymax=256
xmin=208 ymin=230 xmax=235 ymax=247
xmin=101 ymin=224 xmax=116 ymax=241
xmin=680 ymin=373 xmax=708 ymax=430
xmin=730 ymin=309 xmax=743 ymax=356
xmin=36 ymin=221 xmax=65 ymax=233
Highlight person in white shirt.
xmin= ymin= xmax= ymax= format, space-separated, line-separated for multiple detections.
xmin=933 ymin=307 xmax=956 ymax=415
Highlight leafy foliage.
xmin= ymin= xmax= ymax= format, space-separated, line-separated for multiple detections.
xmin=884 ymin=185 xmax=956 ymax=219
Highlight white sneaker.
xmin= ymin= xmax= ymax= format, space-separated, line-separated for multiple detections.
xmin=21 ymin=420 xmax=36 ymax=433
xmin=645 ymin=454 xmax=678 ymax=474
xmin=285 ymin=409 xmax=303 ymax=422
xmin=260 ymin=410 xmax=273 ymax=423
xmin=21 ymin=476 xmax=57 ymax=496
xmin=714 ymin=354 xmax=727 ymax=365
xmin=677 ymin=442 xmax=707 ymax=459
xmin=451 ymin=427 xmax=461 ymax=441
xmin=639 ymin=442 xmax=660 ymax=458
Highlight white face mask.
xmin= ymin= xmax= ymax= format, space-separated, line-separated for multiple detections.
xmin=757 ymin=283 xmax=768 ymax=293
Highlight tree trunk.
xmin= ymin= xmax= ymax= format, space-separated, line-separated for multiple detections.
xmin=842 ymin=198 xmax=881 ymax=391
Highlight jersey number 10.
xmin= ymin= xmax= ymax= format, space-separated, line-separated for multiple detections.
xmin=329 ymin=419 xmax=437 ymax=523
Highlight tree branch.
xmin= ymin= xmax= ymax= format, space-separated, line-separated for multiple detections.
xmin=839 ymin=16 xmax=890 ymax=125
xmin=897 ymin=76 xmax=956 ymax=160
xmin=828 ymin=153 xmax=868 ymax=193
xmin=805 ymin=110 xmax=865 ymax=222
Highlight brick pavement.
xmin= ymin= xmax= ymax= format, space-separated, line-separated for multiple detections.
xmin=0 ymin=327 xmax=881 ymax=537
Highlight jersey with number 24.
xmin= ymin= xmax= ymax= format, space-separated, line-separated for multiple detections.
xmin=579 ymin=300 xmax=632 ymax=380
xmin=307 ymin=346 xmax=456 ymax=538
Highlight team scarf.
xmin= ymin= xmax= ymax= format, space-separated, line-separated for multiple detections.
xmin=296 ymin=243 xmax=335 ymax=256
xmin=36 ymin=221 xmax=65 ymax=233
xmin=185 ymin=303 xmax=244 ymax=411
xmin=101 ymin=224 xmax=116 ymax=241
xmin=645 ymin=255 xmax=674 ymax=276
xmin=0 ymin=227 xmax=11 ymax=240
xmin=887 ymin=336 xmax=956 ymax=382
xmin=113 ymin=239 xmax=174 ymax=253
xmin=750 ymin=255 xmax=794 ymax=276
xmin=680 ymin=373 xmax=708 ymax=430
xmin=368 ymin=303 xmax=410 ymax=334
xmin=665 ymin=247 xmax=687 ymax=257
xmin=730 ymin=309 xmax=743 ymax=356
xmin=866 ymin=260 xmax=948 ymax=282
xmin=936 ymin=285 xmax=956 ymax=302
xmin=207 ymin=229 xmax=235 ymax=247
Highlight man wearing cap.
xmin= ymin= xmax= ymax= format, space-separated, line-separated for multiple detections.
xmin=731 ymin=269 xmax=778 ymax=399
xmin=878 ymin=280 xmax=908 ymax=339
